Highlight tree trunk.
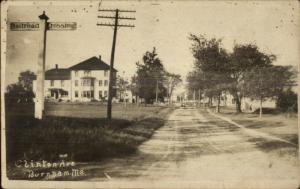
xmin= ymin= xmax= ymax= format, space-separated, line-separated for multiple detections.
xmin=216 ymin=93 xmax=221 ymax=113
xmin=259 ymin=96 xmax=263 ymax=118
xmin=135 ymin=95 xmax=138 ymax=105
xmin=234 ymin=92 xmax=242 ymax=113
xmin=193 ymin=89 xmax=196 ymax=107
xmin=155 ymin=80 xmax=158 ymax=103
xmin=224 ymin=92 xmax=227 ymax=107
xmin=198 ymin=89 xmax=201 ymax=107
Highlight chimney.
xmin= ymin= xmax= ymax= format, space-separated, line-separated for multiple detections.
xmin=55 ymin=64 xmax=58 ymax=70
xmin=99 ymin=55 xmax=101 ymax=61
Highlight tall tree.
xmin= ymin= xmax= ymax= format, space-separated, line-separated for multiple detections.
xmin=186 ymin=70 xmax=206 ymax=105
xmin=164 ymin=72 xmax=182 ymax=105
xmin=242 ymin=65 xmax=296 ymax=117
xmin=6 ymin=70 xmax=36 ymax=104
xmin=229 ymin=44 xmax=276 ymax=113
xmin=130 ymin=75 xmax=139 ymax=104
xmin=18 ymin=70 xmax=36 ymax=91
xmin=188 ymin=34 xmax=231 ymax=112
xmin=116 ymin=75 xmax=129 ymax=102
xmin=135 ymin=47 xmax=167 ymax=104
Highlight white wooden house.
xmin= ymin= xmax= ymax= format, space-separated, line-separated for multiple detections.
xmin=33 ymin=56 xmax=117 ymax=102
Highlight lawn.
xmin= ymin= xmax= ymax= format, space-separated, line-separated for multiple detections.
xmin=213 ymin=106 xmax=298 ymax=144
xmin=45 ymin=102 xmax=167 ymax=121
xmin=208 ymin=106 xmax=298 ymax=165
xmin=5 ymin=102 xmax=174 ymax=180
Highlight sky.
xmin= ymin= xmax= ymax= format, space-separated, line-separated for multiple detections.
xmin=3 ymin=0 xmax=299 ymax=93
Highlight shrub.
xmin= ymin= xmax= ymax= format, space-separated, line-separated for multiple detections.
xmin=276 ymin=90 xmax=297 ymax=112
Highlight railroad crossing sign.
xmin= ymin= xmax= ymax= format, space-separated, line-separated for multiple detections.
xmin=48 ymin=22 xmax=77 ymax=30
xmin=9 ymin=11 xmax=77 ymax=119
xmin=10 ymin=22 xmax=40 ymax=31
xmin=10 ymin=22 xmax=77 ymax=31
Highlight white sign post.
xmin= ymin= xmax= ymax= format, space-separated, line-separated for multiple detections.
xmin=9 ymin=11 xmax=77 ymax=119
xmin=34 ymin=12 xmax=48 ymax=119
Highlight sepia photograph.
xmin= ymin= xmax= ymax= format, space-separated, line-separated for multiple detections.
xmin=1 ymin=0 xmax=299 ymax=188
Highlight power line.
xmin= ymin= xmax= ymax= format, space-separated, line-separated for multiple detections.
xmin=97 ymin=23 xmax=135 ymax=27
xmin=98 ymin=15 xmax=136 ymax=20
xmin=98 ymin=9 xmax=136 ymax=13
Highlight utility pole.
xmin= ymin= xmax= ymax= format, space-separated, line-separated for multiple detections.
xmin=97 ymin=8 xmax=135 ymax=124
xmin=193 ymin=88 xmax=196 ymax=99
xmin=155 ymin=80 xmax=159 ymax=104
xmin=193 ymin=89 xmax=196 ymax=107
xmin=198 ymin=89 xmax=201 ymax=107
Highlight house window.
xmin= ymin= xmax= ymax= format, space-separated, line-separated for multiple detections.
xmin=99 ymin=90 xmax=102 ymax=98
xmin=104 ymin=80 xmax=108 ymax=86
xmin=84 ymin=70 xmax=91 ymax=76
xmin=50 ymin=80 xmax=54 ymax=86
xmin=75 ymin=80 xmax=78 ymax=86
xmin=75 ymin=71 xmax=78 ymax=77
xmin=82 ymin=91 xmax=94 ymax=98
xmin=81 ymin=79 xmax=94 ymax=86
xmin=104 ymin=70 xmax=108 ymax=77
xmin=99 ymin=80 xmax=103 ymax=86
xmin=61 ymin=80 xmax=64 ymax=87
xmin=75 ymin=91 xmax=78 ymax=98
xmin=61 ymin=91 xmax=68 ymax=97
xmin=104 ymin=90 xmax=108 ymax=97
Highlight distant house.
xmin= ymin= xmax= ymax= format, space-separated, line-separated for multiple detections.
xmin=209 ymin=92 xmax=276 ymax=112
xmin=116 ymin=89 xmax=134 ymax=103
xmin=33 ymin=56 xmax=117 ymax=102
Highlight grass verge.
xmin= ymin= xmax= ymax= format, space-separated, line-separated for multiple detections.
xmin=206 ymin=106 xmax=298 ymax=164
xmin=5 ymin=104 xmax=173 ymax=179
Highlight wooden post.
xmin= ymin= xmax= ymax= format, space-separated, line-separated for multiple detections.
xmin=259 ymin=96 xmax=263 ymax=118
xmin=193 ymin=89 xmax=196 ymax=106
xmin=97 ymin=8 xmax=135 ymax=122
xmin=155 ymin=79 xmax=158 ymax=104
xmin=198 ymin=89 xmax=201 ymax=107
xmin=107 ymin=9 xmax=119 ymax=122
xmin=34 ymin=11 xmax=48 ymax=119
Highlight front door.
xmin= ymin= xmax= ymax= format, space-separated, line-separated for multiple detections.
xmin=55 ymin=91 xmax=58 ymax=99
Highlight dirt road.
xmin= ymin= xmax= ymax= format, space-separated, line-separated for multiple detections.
xmin=80 ymin=108 xmax=299 ymax=188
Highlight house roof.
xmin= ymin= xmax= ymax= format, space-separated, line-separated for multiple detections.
xmin=69 ymin=56 xmax=117 ymax=71
xmin=33 ymin=56 xmax=116 ymax=80
xmin=45 ymin=68 xmax=71 ymax=80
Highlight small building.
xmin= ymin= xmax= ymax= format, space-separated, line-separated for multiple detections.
xmin=210 ymin=91 xmax=276 ymax=112
xmin=33 ymin=56 xmax=117 ymax=102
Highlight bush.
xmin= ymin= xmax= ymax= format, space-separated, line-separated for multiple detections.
xmin=276 ymin=90 xmax=297 ymax=112
xmin=252 ymin=107 xmax=279 ymax=114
